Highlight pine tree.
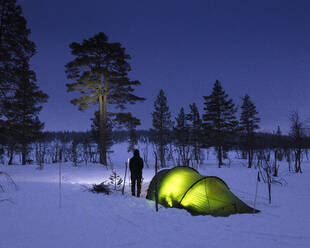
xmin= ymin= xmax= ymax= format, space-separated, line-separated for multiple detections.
xmin=186 ymin=103 xmax=203 ymax=165
xmin=289 ymin=112 xmax=305 ymax=173
xmin=1 ymin=63 xmax=48 ymax=165
xmin=239 ymin=94 xmax=260 ymax=168
xmin=0 ymin=0 xmax=36 ymax=142
xmin=174 ymin=107 xmax=191 ymax=166
xmin=65 ymin=32 xmax=145 ymax=165
xmin=202 ymin=80 xmax=238 ymax=168
xmin=151 ymin=89 xmax=173 ymax=168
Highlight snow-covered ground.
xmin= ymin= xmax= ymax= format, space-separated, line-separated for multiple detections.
xmin=1 ymin=143 xmax=310 ymax=248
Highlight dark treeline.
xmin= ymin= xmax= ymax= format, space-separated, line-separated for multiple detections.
xmin=7 ymin=128 xmax=306 ymax=176
xmin=42 ymin=130 xmax=151 ymax=144
xmin=40 ymin=130 xmax=310 ymax=151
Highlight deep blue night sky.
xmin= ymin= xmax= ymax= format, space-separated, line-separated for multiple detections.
xmin=20 ymin=0 xmax=309 ymax=134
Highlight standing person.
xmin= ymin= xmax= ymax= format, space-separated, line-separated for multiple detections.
xmin=129 ymin=149 xmax=144 ymax=197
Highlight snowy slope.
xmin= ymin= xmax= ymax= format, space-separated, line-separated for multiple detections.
xmin=1 ymin=144 xmax=310 ymax=248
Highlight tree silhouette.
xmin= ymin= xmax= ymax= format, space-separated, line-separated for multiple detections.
xmin=0 ymin=0 xmax=47 ymax=164
xmin=202 ymin=80 xmax=238 ymax=167
xmin=239 ymin=94 xmax=260 ymax=168
xmin=289 ymin=111 xmax=306 ymax=173
xmin=65 ymin=32 xmax=145 ymax=165
xmin=0 ymin=0 xmax=35 ymax=98
xmin=151 ymin=89 xmax=173 ymax=168
xmin=1 ymin=63 xmax=48 ymax=165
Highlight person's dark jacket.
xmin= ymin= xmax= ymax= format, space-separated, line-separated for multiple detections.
xmin=129 ymin=155 xmax=143 ymax=178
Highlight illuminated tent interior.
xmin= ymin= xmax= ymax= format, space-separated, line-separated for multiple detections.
xmin=146 ymin=166 xmax=259 ymax=216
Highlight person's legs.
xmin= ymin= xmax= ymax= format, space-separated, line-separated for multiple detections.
xmin=131 ymin=176 xmax=136 ymax=196
xmin=137 ymin=177 xmax=142 ymax=197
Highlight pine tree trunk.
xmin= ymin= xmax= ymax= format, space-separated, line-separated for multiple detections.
xmin=59 ymin=148 xmax=62 ymax=162
xmin=287 ymin=151 xmax=291 ymax=172
xmin=268 ymin=181 xmax=271 ymax=204
xmin=99 ymin=76 xmax=108 ymax=166
xmin=159 ymin=129 xmax=165 ymax=168
xmin=247 ymin=148 xmax=252 ymax=168
xmin=218 ymin=145 xmax=222 ymax=168
xmin=8 ymin=149 xmax=13 ymax=165
xmin=297 ymin=148 xmax=302 ymax=173
xmin=294 ymin=150 xmax=298 ymax=173
xmin=194 ymin=143 xmax=199 ymax=164
xmin=22 ymin=144 xmax=27 ymax=165
xmin=160 ymin=145 xmax=165 ymax=168
xmin=273 ymin=150 xmax=278 ymax=177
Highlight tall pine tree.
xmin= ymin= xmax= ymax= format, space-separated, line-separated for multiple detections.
xmin=1 ymin=63 xmax=48 ymax=165
xmin=0 ymin=0 xmax=47 ymax=164
xmin=203 ymin=80 xmax=238 ymax=168
xmin=0 ymin=0 xmax=36 ymax=144
xmin=65 ymin=32 xmax=145 ymax=165
xmin=239 ymin=94 xmax=260 ymax=168
xmin=151 ymin=89 xmax=173 ymax=168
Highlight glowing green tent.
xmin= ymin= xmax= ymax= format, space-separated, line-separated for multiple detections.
xmin=146 ymin=166 xmax=259 ymax=216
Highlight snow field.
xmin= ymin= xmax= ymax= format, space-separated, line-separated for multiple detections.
xmin=1 ymin=143 xmax=310 ymax=248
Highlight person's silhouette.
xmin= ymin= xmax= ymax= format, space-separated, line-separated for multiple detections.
xmin=129 ymin=149 xmax=144 ymax=197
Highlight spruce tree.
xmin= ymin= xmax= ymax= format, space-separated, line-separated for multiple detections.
xmin=239 ymin=94 xmax=260 ymax=168
xmin=0 ymin=0 xmax=36 ymax=145
xmin=65 ymin=32 xmax=145 ymax=165
xmin=202 ymin=80 xmax=238 ymax=168
xmin=186 ymin=103 xmax=203 ymax=165
xmin=174 ymin=107 xmax=191 ymax=166
xmin=151 ymin=89 xmax=173 ymax=168
xmin=1 ymin=63 xmax=48 ymax=165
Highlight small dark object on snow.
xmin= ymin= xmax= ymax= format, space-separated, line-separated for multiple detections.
xmin=89 ymin=182 xmax=111 ymax=195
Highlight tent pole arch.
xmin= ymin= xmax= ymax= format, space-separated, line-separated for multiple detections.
xmin=178 ymin=176 xmax=208 ymax=207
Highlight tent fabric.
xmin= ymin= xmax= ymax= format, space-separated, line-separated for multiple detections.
xmin=146 ymin=166 xmax=259 ymax=216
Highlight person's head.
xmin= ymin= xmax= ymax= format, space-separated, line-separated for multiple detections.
xmin=133 ymin=149 xmax=140 ymax=157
